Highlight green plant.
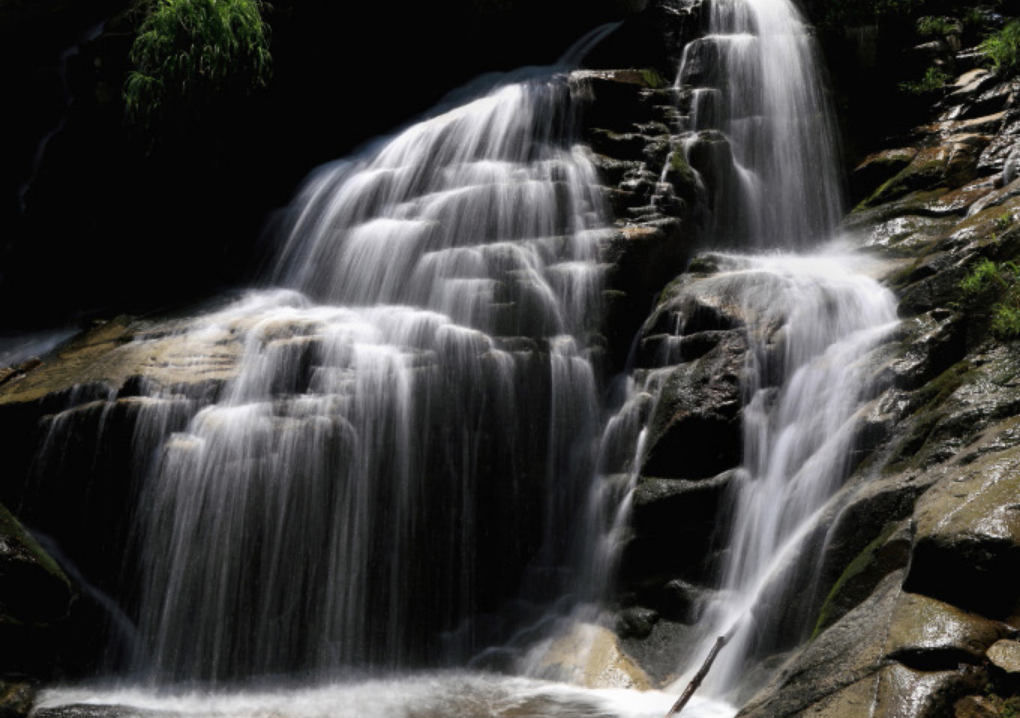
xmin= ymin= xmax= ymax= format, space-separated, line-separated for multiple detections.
xmin=995 ymin=210 xmax=1013 ymax=232
xmin=980 ymin=19 xmax=1020 ymax=78
xmin=899 ymin=66 xmax=951 ymax=95
xmin=124 ymin=0 xmax=271 ymax=129
xmin=917 ymin=15 xmax=955 ymax=37
xmin=959 ymin=258 xmax=1020 ymax=340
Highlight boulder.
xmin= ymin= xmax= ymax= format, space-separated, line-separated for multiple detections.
xmin=624 ymin=471 xmax=737 ymax=581
xmin=640 ymin=337 xmax=744 ymax=479
xmin=531 ymin=623 xmax=653 ymax=689
xmin=987 ymin=639 xmax=1020 ymax=675
xmin=0 ymin=681 xmax=35 ymax=718
xmin=616 ymin=606 xmax=660 ymax=639
xmin=905 ymin=443 xmax=1020 ymax=618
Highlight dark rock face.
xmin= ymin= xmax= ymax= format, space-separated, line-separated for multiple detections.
xmin=0 ymin=502 xmax=75 ymax=680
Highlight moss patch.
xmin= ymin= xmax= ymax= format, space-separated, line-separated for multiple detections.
xmin=639 ymin=68 xmax=668 ymax=90
xmin=812 ymin=522 xmax=901 ymax=638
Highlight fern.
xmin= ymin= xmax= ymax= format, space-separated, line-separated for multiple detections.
xmin=980 ymin=20 xmax=1020 ymax=78
xmin=959 ymin=259 xmax=1020 ymax=340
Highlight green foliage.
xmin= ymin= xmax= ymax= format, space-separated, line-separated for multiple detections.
xmin=916 ymin=15 xmax=955 ymax=37
xmin=124 ymin=0 xmax=272 ymax=129
xmin=980 ymin=19 xmax=1020 ymax=78
xmin=996 ymin=210 xmax=1013 ymax=232
xmin=992 ymin=303 xmax=1020 ymax=338
xmin=959 ymin=258 xmax=1020 ymax=340
xmin=899 ymin=66 xmax=950 ymax=95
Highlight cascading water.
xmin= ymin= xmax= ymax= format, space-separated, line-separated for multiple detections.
xmin=658 ymin=0 xmax=899 ymax=706
xmin=17 ymin=28 xmax=624 ymax=689
xmin=676 ymin=0 xmax=843 ymax=245
xmin=124 ymin=53 xmax=617 ymax=681
xmin=682 ymin=254 xmax=897 ymax=700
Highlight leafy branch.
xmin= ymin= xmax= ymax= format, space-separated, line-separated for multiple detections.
xmin=124 ymin=0 xmax=272 ymax=131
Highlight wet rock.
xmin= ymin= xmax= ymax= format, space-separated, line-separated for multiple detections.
xmin=641 ymin=336 xmax=744 ymax=479
xmin=616 ymin=606 xmax=660 ymax=639
xmin=686 ymin=130 xmax=741 ymax=222
xmin=32 ymin=705 xmax=168 ymax=718
xmin=0 ymin=315 xmax=244 ymax=412
xmin=814 ymin=519 xmax=912 ymax=634
xmin=0 ymin=357 xmax=43 ymax=388
xmin=851 ymin=147 xmax=919 ymax=203
xmin=738 ymin=572 xmax=904 ymax=718
xmin=953 ymin=695 xmax=1001 ymax=718
xmin=532 ymin=623 xmax=652 ymax=690
xmin=625 ymin=471 xmax=736 ymax=581
xmin=597 ymin=220 xmax=692 ymax=369
xmin=897 ymin=254 xmax=971 ymax=317
xmin=619 ymin=618 xmax=694 ymax=686
xmin=741 ymin=570 xmax=989 ymax=718
xmin=659 ymin=578 xmax=706 ymax=621
xmin=589 ymin=128 xmax=651 ymax=162
xmin=864 ymin=663 xmax=983 ymax=718
xmin=889 ymin=310 xmax=967 ymax=389
xmin=571 ymin=69 xmax=670 ymax=133
xmin=861 ymin=146 xmax=953 ymax=208
xmin=905 ymin=443 xmax=1020 ymax=618
xmin=885 ymin=592 xmax=1008 ymax=668
xmin=0 ymin=681 xmax=35 ymax=718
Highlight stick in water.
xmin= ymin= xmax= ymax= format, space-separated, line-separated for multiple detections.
xmin=665 ymin=623 xmax=738 ymax=716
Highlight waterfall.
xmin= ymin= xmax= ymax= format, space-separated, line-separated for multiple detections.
xmin=676 ymin=0 xmax=843 ymax=245
xmin=688 ymin=254 xmax=897 ymax=698
xmin=13 ymin=26 xmax=615 ymax=684
xmin=18 ymin=1 xmax=904 ymax=714
xmin=662 ymin=0 xmax=899 ymax=703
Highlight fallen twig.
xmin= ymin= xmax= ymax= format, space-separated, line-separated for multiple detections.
xmin=665 ymin=622 xmax=739 ymax=716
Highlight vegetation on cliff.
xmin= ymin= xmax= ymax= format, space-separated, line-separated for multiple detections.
xmin=981 ymin=18 xmax=1020 ymax=76
xmin=123 ymin=0 xmax=271 ymax=130
xmin=960 ymin=256 xmax=1020 ymax=339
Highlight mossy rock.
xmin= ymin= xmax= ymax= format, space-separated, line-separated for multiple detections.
xmin=663 ymin=149 xmax=697 ymax=200
xmin=851 ymin=147 xmax=919 ymax=203
xmin=858 ymin=146 xmax=951 ymax=209
xmin=813 ymin=521 xmax=907 ymax=637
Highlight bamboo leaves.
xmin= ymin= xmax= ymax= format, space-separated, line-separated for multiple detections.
xmin=124 ymin=0 xmax=272 ymax=130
